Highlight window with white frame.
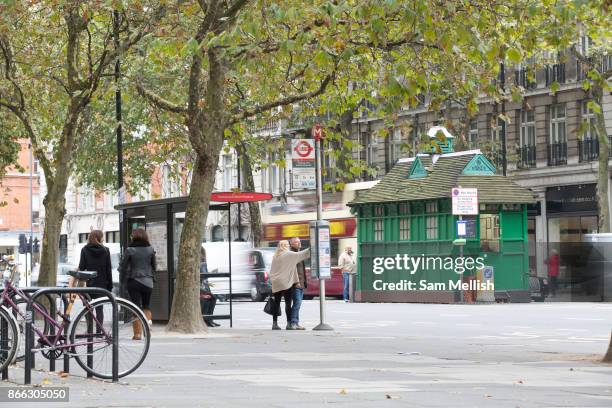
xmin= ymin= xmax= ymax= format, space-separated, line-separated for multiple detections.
xmin=520 ymin=110 xmax=536 ymax=147
xmin=490 ymin=116 xmax=503 ymax=144
xmin=550 ymin=104 xmax=566 ymax=144
xmin=322 ymin=142 xmax=336 ymax=184
xmin=365 ymin=132 xmax=377 ymax=167
xmin=78 ymin=189 xmax=94 ymax=211
xmin=468 ymin=120 xmax=478 ymax=148
xmin=161 ymin=164 xmax=181 ymax=198
xmin=104 ymin=192 xmax=117 ymax=210
xmin=222 ymin=154 xmax=234 ymax=190
xmin=581 ymin=100 xmax=596 ymax=140
xmin=390 ymin=128 xmax=403 ymax=163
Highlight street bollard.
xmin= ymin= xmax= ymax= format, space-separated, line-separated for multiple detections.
xmin=349 ymin=273 xmax=356 ymax=303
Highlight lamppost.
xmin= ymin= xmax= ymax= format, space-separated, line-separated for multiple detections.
xmin=113 ymin=10 xmax=125 ymax=253
xmin=500 ymin=61 xmax=507 ymax=176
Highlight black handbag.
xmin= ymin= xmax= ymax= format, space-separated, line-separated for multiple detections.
xmin=263 ymin=295 xmax=280 ymax=316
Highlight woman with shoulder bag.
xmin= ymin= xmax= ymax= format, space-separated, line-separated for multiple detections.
xmin=118 ymin=228 xmax=156 ymax=340
xmin=268 ymin=240 xmax=310 ymax=330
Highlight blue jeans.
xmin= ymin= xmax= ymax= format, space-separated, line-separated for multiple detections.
xmin=290 ymin=288 xmax=304 ymax=324
xmin=343 ymin=273 xmax=350 ymax=301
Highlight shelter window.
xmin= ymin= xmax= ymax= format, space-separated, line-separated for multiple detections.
xmin=374 ymin=205 xmax=384 ymax=241
xmin=425 ymin=201 xmax=438 ymax=240
xmin=398 ymin=203 xmax=410 ymax=241
xmin=480 ymin=214 xmax=500 ymax=252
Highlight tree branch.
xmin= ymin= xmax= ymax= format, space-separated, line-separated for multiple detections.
xmin=135 ymin=82 xmax=188 ymax=114
xmin=229 ymin=73 xmax=335 ymax=125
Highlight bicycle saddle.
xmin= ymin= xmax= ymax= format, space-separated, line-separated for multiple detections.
xmin=68 ymin=270 xmax=98 ymax=280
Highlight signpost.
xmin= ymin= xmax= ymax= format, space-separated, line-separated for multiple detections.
xmin=312 ymin=124 xmax=333 ymax=331
xmin=452 ymin=187 xmax=479 ymax=303
xmin=291 ymin=139 xmax=316 ymax=190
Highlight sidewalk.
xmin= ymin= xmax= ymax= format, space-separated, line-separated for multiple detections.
xmin=2 ymin=301 xmax=611 ymax=407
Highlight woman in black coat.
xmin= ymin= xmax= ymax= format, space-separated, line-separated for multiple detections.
xmin=118 ymin=228 xmax=156 ymax=340
xmin=78 ymin=230 xmax=113 ymax=325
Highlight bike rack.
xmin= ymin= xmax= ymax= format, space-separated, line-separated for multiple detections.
xmin=1 ymin=288 xmax=54 ymax=381
xmin=23 ymin=287 xmax=118 ymax=384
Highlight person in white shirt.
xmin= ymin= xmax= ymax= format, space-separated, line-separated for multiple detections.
xmin=338 ymin=246 xmax=356 ymax=302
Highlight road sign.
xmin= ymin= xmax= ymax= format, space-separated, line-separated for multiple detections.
xmin=291 ymin=139 xmax=316 ymax=189
xmin=452 ymin=187 xmax=478 ymax=215
xmin=312 ymin=124 xmax=323 ymax=141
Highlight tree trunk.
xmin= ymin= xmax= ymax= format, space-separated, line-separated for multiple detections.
xmin=166 ymin=48 xmax=226 ymax=333
xmin=594 ymin=84 xmax=610 ymax=233
xmin=37 ymin=189 xmax=66 ymax=287
xmin=166 ymin=155 xmax=217 ymax=333
xmin=238 ymin=144 xmax=262 ymax=247
xmin=604 ymin=332 xmax=612 ymax=363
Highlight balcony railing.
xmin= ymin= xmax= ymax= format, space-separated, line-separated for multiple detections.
xmin=514 ymin=68 xmax=537 ymax=90
xmin=545 ymin=63 xmax=566 ymax=86
xmin=517 ymin=145 xmax=536 ymax=168
xmin=547 ymin=142 xmax=567 ymax=166
xmin=578 ymin=138 xmax=599 ymax=162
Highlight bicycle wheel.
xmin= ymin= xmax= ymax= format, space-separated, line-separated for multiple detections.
xmin=69 ymin=297 xmax=150 ymax=379
xmin=0 ymin=306 xmax=18 ymax=372
xmin=13 ymin=298 xmax=51 ymax=362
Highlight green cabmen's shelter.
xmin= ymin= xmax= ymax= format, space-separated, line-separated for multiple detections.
xmin=348 ymin=130 xmax=536 ymax=303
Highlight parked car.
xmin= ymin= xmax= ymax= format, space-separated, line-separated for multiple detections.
xmin=529 ymin=272 xmax=549 ymax=302
xmin=249 ymin=248 xmax=275 ymax=301
xmin=304 ymin=266 xmax=344 ymax=299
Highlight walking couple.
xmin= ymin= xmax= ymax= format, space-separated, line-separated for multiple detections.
xmin=269 ymin=237 xmax=309 ymax=330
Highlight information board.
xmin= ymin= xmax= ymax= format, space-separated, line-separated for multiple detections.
xmin=452 ymin=187 xmax=479 ymax=215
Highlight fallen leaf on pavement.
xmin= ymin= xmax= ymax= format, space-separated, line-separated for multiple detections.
xmin=339 ymin=389 xmax=347 ymax=395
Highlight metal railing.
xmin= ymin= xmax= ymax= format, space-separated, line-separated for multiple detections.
xmin=547 ymin=142 xmax=567 ymax=166
xmin=578 ymin=138 xmax=599 ymax=162
xmin=517 ymin=145 xmax=536 ymax=168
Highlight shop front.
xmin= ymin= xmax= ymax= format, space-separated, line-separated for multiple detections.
xmin=545 ymin=183 xmax=602 ymax=300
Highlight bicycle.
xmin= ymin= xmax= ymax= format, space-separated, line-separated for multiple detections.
xmin=0 ymin=268 xmax=150 ymax=379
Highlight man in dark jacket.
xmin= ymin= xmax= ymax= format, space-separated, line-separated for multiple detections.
xmin=289 ymin=237 xmax=307 ymax=330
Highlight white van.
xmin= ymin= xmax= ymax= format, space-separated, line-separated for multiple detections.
xmin=201 ymin=241 xmax=253 ymax=299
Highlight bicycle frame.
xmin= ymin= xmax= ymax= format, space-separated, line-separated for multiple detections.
xmin=0 ymin=279 xmax=111 ymax=352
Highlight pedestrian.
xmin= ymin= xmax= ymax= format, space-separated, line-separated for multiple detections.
xmin=545 ymin=249 xmax=560 ymax=297
xmin=269 ymin=240 xmax=310 ymax=330
xmin=200 ymin=247 xmax=219 ymax=327
xmin=118 ymin=228 xmax=156 ymax=340
xmin=289 ymin=237 xmax=307 ymax=330
xmin=338 ymin=245 xmax=356 ymax=302
xmin=77 ymin=230 xmax=113 ymax=328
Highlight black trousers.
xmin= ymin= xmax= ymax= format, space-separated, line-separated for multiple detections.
xmin=272 ymin=288 xmax=293 ymax=323
xmin=201 ymin=297 xmax=216 ymax=323
xmin=127 ymin=279 xmax=153 ymax=309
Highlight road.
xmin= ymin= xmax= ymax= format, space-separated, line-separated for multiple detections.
xmin=3 ymin=300 xmax=612 ymax=407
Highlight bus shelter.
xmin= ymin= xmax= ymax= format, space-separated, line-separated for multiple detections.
xmin=115 ymin=192 xmax=271 ymax=325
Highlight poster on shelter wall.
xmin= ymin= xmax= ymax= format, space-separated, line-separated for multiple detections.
xmin=146 ymin=221 xmax=167 ymax=271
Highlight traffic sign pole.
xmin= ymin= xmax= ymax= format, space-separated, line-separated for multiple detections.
xmin=313 ymin=124 xmax=333 ymax=331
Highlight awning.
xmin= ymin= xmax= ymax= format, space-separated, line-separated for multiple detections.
xmin=0 ymin=236 xmax=17 ymax=247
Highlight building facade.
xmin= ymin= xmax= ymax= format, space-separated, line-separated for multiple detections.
xmin=0 ymin=139 xmax=40 ymax=271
